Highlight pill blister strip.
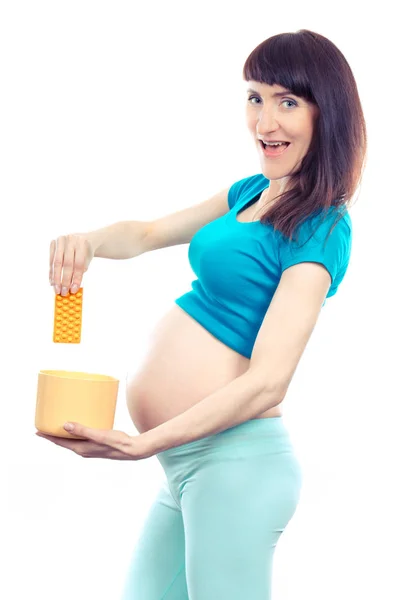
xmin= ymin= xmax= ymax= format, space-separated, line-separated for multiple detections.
xmin=53 ymin=289 xmax=83 ymax=344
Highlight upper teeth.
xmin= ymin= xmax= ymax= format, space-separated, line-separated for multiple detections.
xmin=264 ymin=141 xmax=287 ymax=146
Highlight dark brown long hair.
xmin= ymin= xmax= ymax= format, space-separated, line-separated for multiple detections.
xmin=243 ymin=29 xmax=367 ymax=244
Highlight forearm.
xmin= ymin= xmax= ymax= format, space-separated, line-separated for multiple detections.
xmin=137 ymin=370 xmax=282 ymax=458
xmin=83 ymin=220 xmax=150 ymax=260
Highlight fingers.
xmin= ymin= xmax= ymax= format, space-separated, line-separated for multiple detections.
xmin=60 ymin=236 xmax=76 ymax=294
xmin=69 ymin=236 xmax=87 ymax=293
xmin=51 ymin=236 xmax=66 ymax=294
xmin=49 ymin=234 xmax=89 ymax=295
xmin=49 ymin=240 xmax=56 ymax=284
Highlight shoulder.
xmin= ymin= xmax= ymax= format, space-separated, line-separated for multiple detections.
xmin=280 ymin=206 xmax=352 ymax=248
xmin=277 ymin=206 xmax=353 ymax=292
xmin=228 ymin=173 xmax=269 ymax=209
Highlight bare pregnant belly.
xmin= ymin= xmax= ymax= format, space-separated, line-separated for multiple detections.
xmin=126 ymin=305 xmax=282 ymax=434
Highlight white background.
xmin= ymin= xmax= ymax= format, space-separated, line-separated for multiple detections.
xmin=2 ymin=1 xmax=399 ymax=599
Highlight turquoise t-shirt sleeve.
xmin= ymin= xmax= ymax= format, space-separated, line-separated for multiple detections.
xmin=278 ymin=210 xmax=352 ymax=286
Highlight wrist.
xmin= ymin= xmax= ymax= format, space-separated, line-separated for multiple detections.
xmin=85 ymin=229 xmax=108 ymax=257
xmin=132 ymin=432 xmax=156 ymax=460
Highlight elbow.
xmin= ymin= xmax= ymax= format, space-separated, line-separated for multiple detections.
xmin=246 ymin=368 xmax=287 ymax=407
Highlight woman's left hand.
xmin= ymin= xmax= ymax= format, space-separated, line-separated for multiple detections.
xmin=35 ymin=422 xmax=147 ymax=460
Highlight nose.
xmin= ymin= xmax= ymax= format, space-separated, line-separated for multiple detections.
xmin=256 ymin=106 xmax=280 ymax=135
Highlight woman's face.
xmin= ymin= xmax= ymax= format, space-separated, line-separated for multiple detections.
xmin=245 ymin=81 xmax=319 ymax=181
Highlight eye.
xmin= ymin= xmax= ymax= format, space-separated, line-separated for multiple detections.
xmin=247 ymin=95 xmax=298 ymax=108
xmin=282 ymin=99 xmax=297 ymax=108
xmin=247 ymin=95 xmax=261 ymax=104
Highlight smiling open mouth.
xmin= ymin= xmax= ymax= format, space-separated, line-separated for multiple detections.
xmin=259 ymin=140 xmax=291 ymax=157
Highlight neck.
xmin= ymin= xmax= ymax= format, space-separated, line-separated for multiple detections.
xmin=259 ymin=177 xmax=290 ymax=208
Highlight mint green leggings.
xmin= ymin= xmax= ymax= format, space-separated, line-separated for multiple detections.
xmin=121 ymin=417 xmax=302 ymax=599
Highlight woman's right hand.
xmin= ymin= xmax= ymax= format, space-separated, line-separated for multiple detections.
xmin=49 ymin=234 xmax=95 ymax=295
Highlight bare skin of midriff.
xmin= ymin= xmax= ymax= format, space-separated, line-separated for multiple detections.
xmin=126 ymin=201 xmax=282 ymax=434
xmin=126 ymin=305 xmax=282 ymax=434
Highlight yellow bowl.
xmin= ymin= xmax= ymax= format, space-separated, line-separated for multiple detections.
xmin=35 ymin=370 xmax=119 ymax=439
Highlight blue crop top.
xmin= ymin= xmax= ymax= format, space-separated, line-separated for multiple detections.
xmin=174 ymin=173 xmax=352 ymax=359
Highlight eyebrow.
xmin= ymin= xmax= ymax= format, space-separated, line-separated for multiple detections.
xmin=246 ymin=87 xmax=296 ymax=97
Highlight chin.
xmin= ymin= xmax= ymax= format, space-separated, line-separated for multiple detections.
xmin=259 ymin=164 xmax=289 ymax=179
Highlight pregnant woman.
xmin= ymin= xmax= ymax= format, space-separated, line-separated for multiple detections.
xmin=43 ymin=29 xmax=366 ymax=600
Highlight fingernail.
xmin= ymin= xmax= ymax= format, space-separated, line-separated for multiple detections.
xmin=64 ymin=423 xmax=74 ymax=432
xmin=71 ymin=284 xmax=79 ymax=294
xmin=61 ymin=286 xmax=68 ymax=296
xmin=54 ymin=285 xmax=61 ymax=294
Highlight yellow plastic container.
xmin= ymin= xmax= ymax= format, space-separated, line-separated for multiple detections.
xmin=35 ymin=370 xmax=119 ymax=439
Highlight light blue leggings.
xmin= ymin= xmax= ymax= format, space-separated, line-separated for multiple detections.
xmin=121 ymin=417 xmax=303 ymax=600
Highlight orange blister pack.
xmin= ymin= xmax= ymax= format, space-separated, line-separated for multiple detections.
xmin=53 ymin=288 xmax=83 ymax=344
